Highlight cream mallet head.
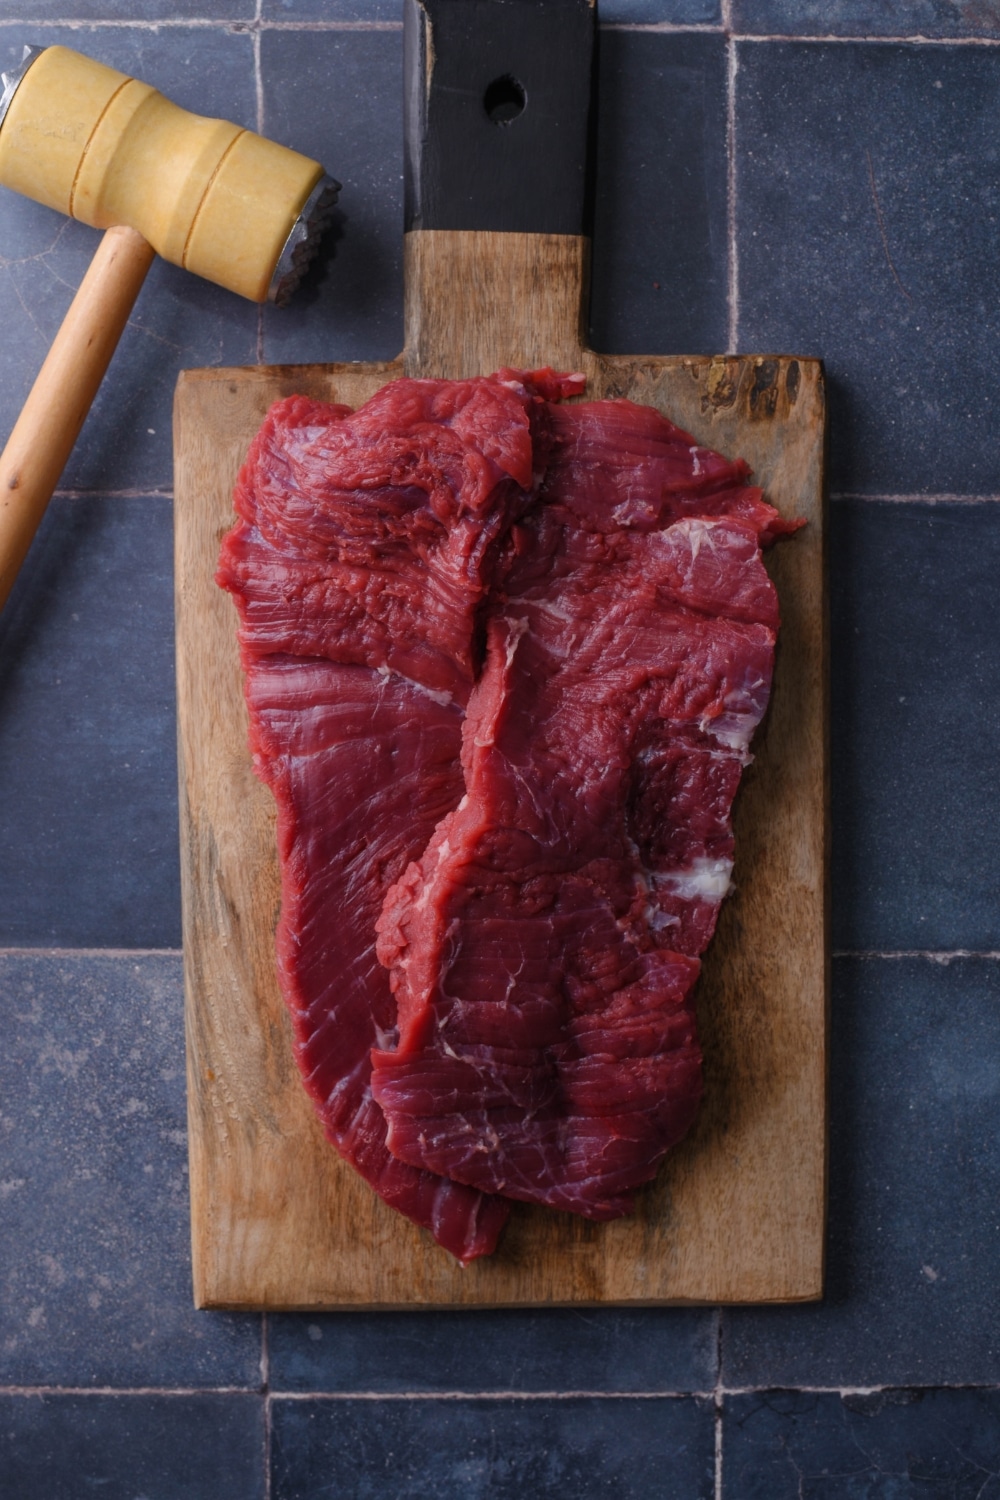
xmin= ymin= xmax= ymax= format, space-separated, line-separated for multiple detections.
xmin=0 ymin=44 xmax=339 ymax=303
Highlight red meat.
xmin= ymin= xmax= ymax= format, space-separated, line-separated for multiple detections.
xmin=219 ymin=370 xmax=796 ymax=1252
xmin=216 ymin=371 xmax=580 ymax=1263
xmin=245 ymin=656 xmax=508 ymax=1259
xmin=371 ymin=398 xmax=797 ymax=1218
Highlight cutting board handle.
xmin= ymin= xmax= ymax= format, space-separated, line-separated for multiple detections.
xmin=401 ymin=0 xmax=594 ymax=379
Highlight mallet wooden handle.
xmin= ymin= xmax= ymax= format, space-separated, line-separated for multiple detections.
xmin=0 ymin=223 xmax=154 ymax=611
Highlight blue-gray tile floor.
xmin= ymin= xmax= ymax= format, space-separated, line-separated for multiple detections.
xmin=1 ymin=3 xmax=999 ymax=1496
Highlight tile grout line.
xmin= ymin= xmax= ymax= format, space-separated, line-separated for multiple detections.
xmin=0 ymin=947 xmax=184 ymax=957
xmin=719 ymin=1380 xmax=1000 ymax=1396
xmin=602 ymin=21 xmax=724 ymax=31
xmin=0 ymin=1386 xmax=265 ymax=1397
xmin=724 ymin=17 xmax=739 ymax=356
xmin=249 ymin=18 xmax=402 ymax=29
xmin=2 ymin=1380 xmax=999 ymax=1400
xmin=253 ymin=0 xmax=265 ymax=365
xmin=0 ymin=1387 xmax=713 ymax=1401
xmin=832 ymin=949 xmax=1000 ymax=962
xmin=262 ymin=1312 xmax=273 ymax=1500
xmin=190 ymin=1380 xmax=1000 ymax=1399
xmin=733 ymin=31 xmax=1000 ymax=45
xmin=830 ymin=492 xmax=1000 ymax=504
xmin=263 ymin=1390 xmax=716 ymax=1401
xmin=0 ymin=17 xmax=404 ymax=30
xmin=50 ymin=489 xmax=173 ymax=499
xmin=2 ymin=20 xmax=999 ymax=43
xmin=6 ymin=946 xmax=1000 ymax=962
xmin=713 ymin=1307 xmax=724 ymax=1500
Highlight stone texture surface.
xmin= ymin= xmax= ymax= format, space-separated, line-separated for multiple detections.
xmin=723 ymin=957 xmax=1000 ymax=1389
xmin=268 ymin=1307 xmax=719 ymax=1394
xmin=271 ymin=1397 xmax=717 ymax=1500
xmin=829 ymin=499 xmax=1000 ymax=952
xmin=733 ymin=0 xmax=1000 ymax=37
xmin=0 ymin=1394 xmax=265 ymax=1500
xmin=588 ymin=30 xmax=729 ymax=357
xmin=257 ymin=0 xmax=724 ymax=26
xmin=2 ymin=5 xmax=999 ymax=1497
xmin=0 ymin=497 xmax=181 ymax=948
xmin=723 ymin=1388 xmax=1000 ymax=1499
xmin=735 ymin=41 xmax=1000 ymax=497
xmin=0 ymin=954 xmax=261 ymax=1388
xmin=259 ymin=28 xmax=405 ymax=367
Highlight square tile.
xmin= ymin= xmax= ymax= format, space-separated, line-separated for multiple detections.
xmin=0 ymin=497 xmax=180 ymax=948
xmin=732 ymin=1 xmax=1000 ymax=37
xmin=722 ymin=956 xmax=1000 ymax=1389
xmin=271 ymin=1396 xmax=716 ymax=1499
xmin=722 ymin=1388 xmax=1000 ymax=1499
xmin=0 ymin=954 xmax=262 ymax=1387
xmin=268 ymin=1307 xmax=719 ymax=1394
xmin=0 ymin=1394 xmax=264 ymax=1500
xmin=735 ymin=41 xmax=1000 ymax=495
xmin=589 ymin=31 xmax=729 ymax=356
xmin=829 ymin=500 xmax=1000 ymax=952
xmin=0 ymin=27 xmax=259 ymax=493
xmin=259 ymin=29 xmax=405 ymax=365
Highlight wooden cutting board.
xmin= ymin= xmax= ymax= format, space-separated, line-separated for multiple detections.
xmin=174 ymin=0 xmax=827 ymax=1309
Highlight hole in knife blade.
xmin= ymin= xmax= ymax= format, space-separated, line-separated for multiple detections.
xmin=483 ymin=75 xmax=526 ymax=126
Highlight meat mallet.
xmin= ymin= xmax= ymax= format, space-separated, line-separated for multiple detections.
xmin=0 ymin=43 xmax=338 ymax=611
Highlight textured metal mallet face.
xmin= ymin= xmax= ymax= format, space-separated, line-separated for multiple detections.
xmin=0 ymin=44 xmax=44 ymax=131
xmin=268 ymin=172 xmax=341 ymax=306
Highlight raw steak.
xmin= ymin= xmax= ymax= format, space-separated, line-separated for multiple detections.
xmin=216 ymin=372 xmax=581 ymax=1262
xmin=242 ymin=656 xmax=509 ymax=1261
xmin=218 ymin=372 xmax=579 ymax=701
xmin=371 ymin=397 xmax=798 ymax=1218
xmin=219 ymin=370 xmax=796 ymax=1252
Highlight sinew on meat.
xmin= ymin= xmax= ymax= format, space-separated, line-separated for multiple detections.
xmin=218 ymin=370 xmax=798 ymax=1257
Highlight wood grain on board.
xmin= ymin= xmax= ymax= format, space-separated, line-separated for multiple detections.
xmin=174 ymin=231 xmax=827 ymax=1308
